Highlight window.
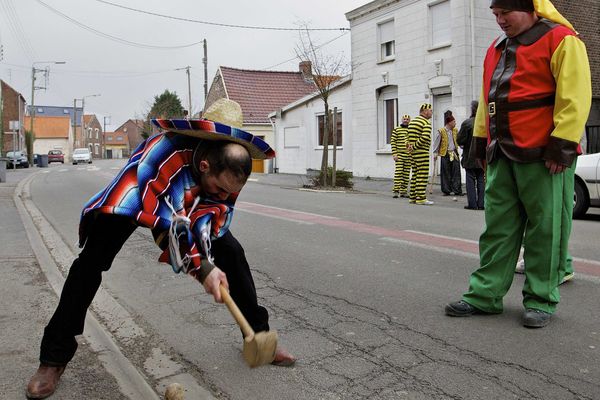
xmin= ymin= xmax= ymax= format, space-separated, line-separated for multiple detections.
xmin=116 ymin=136 xmax=123 ymax=141
xmin=37 ymin=108 xmax=44 ymax=113
xmin=88 ymin=128 xmax=92 ymax=138
xmin=95 ymin=128 xmax=99 ymax=139
xmin=378 ymin=20 xmax=395 ymax=61
xmin=384 ymin=99 xmax=397 ymax=145
xmin=63 ymin=109 xmax=69 ymax=114
xmin=107 ymin=136 xmax=113 ymax=141
xmin=429 ymin=0 xmax=451 ymax=49
xmin=377 ymin=86 xmax=398 ymax=148
xmin=317 ymin=111 xmax=343 ymax=147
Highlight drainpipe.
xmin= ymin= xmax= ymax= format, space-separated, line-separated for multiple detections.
xmin=269 ymin=114 xmax=278 ymax=173
xmin=470 ymin=0 xmax=477 ymax=100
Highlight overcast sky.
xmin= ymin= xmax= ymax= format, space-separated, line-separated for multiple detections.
xmin=0 ymin=0 xmax=367 ymax=129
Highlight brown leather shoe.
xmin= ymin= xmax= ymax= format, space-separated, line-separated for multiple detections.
xmin=271 ymin=347 xmax=296 ymax=367
xmin=26 ymin=364 xmax=66 ymax=399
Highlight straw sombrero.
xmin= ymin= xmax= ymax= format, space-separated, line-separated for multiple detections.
xmin=151 ymin=98 xmax=275 ymax=160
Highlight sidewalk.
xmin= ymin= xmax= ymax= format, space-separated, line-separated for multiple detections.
xmin=250 ymin=172 xmax=471 ymax=208
xmin=0 ymin=174 xmax=132 ymax=399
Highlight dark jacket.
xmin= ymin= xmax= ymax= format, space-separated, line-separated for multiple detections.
xmin=457 ymin=117 xmax=481 ymax=170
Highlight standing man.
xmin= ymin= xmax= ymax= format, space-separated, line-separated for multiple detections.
xmin=457 ymin=101 xmax=485 ymax=210
xmin=407 ymin=103 xmax=434 ymax=205
xmin=445 ymin=0 xmax=591 ymax=328
xmin=433 ymin=110 xmax=462 ymax=197
xmin=26 ymin=99 xmax=296 ymax=399
xmin=391 ymin=114 xmax=411 ymax=198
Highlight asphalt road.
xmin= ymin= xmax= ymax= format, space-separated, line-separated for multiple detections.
xmin=23 ymin=159 xmax=600 ymax=399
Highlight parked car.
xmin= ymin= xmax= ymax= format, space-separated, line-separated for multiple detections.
xmin=48 ymin=149 xmax=64 ymax=163
xmin=6 ymin=150 xmax=29 ymax=168
xmin=72 ymin=148 xmax=92 ymax=164
xmin=574 ymin=152 xmax=600 ymax=218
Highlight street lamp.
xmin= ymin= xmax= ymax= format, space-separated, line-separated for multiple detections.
xmin=74 ymin=93 xmax=101 ymax=149
xmin=29 ymin=61 xmax=66 ymax=164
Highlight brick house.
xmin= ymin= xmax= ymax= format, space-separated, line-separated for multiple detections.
xmin=0 ymin=80 xmax=26 ymax=156
xmin=103 ymin=131 xmax=129 ymax=159
xmin=205 ymin=63 xmax=317 ymax=172
xmin=83 ymin=115 xmax=103 ymax=159
xmin=114 ymin=119 xmax=145 ymax=154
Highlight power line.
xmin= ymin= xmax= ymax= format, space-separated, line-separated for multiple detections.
xmin=34 ymin=0 xmax=204 ymax=50
xmin=262 ymin=31 xmax=349 ymax=70
xmin=0 ymin=0 xmax=37 ymax=62
xmin=94 ymin=0 xmax=350 ymax=32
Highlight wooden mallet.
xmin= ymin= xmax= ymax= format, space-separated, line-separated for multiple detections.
xmin=219 ymin=285 xmax=278 ymax=367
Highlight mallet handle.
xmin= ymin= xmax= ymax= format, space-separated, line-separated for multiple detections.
xmin=220 ymin=285 xmax=255 ymax=338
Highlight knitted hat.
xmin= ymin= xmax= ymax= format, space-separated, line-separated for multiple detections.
xmin=402 ymin=114 xmax=410 ymax=120
xmin=152 ymin=99 xmax=275 ymax=160
xmin=420 ymin=103 xmax=432 ymax=111
xmin=490 ymin=0 xmax=533 ymax=11
xmin=490 ymin=0 xmax=574 ymax=30
xmin=444 ymin=110 xmax=455 ymax=125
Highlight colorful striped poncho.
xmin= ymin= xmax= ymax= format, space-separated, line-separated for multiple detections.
xmin=79 ymin=132 xmax=237 ymax=274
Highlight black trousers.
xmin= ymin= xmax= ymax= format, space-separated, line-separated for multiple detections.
xmin=440 ymin=155 xmax=462 ymax=195
xmin=465 ymin=168 xmax=485 ymax=209
xmin=40 ymin=214 xmax=269 ymax=366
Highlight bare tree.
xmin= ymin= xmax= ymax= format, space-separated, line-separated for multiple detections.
xmin=295 ymin=26 xmax=349 ymax=187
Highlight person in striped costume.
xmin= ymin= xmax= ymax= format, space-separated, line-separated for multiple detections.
xmin=445 ymin=0 xmax=591 ymax=328
xmin=26 ymin=99 xmax=296 ymax=399
xmin=391 ymin=114 xmax=411 ymax=198
xmin=407 ymin=103 xmax=434 ymax=205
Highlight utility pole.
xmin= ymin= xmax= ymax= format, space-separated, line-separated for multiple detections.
xmin=176 ymin=66 xmax=192 ymax=117
xmin=203 ymin=39 xmax=208 ymax=101
xmin=186 ymin=66 xmax=192 ymax=118
xmin=73 ymin=99 xmax=77 ymax=149
xmin=29 ymin=61 xmax=65 ymax=164
xmin=102 ymin=116 xmax=110 ymax=159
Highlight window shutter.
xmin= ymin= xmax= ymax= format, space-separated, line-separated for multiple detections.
xmin=379 ymin=20 xmax=394 ymax=44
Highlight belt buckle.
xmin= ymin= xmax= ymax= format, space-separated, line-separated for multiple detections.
xmin=488 ymin=102 xmax=496 ymax=117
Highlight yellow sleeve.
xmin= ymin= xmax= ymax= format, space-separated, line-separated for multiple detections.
xmin=550 ymin=35 xmax=591 ymax=144
xmin=473 ymin=84 xmax=487 ymax=139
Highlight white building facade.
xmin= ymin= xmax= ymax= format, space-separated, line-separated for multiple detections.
xmin=345 ymin=0 xmax=500 ymax=178
xmin=271 ymin=78 xmax=353 ymax=175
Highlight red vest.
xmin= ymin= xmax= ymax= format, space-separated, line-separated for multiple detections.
xmin=482 ymin=20 xmax=576 ymax=161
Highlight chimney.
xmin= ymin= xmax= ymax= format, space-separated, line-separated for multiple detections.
xmin=299 ymin=61 xmax=313 ymax=81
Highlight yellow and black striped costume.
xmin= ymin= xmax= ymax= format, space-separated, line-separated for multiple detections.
xmin=407 ymin=115 xmax=431 ymax=203
xmin=391 ymin=123 xmax=410 ymax=196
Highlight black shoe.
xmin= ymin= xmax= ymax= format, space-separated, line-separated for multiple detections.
xmin=523 ymin=308 xmax=551 ymax=328
xmin=442 ymin=193 xmax=451 ymax=196
xmin=464 ymin=206 xmax=477 ymax=210
xmin=477 ymin=206 xmax=485 ymax=210
xmin=445 ymin=300 xmax=485 ymax=317
xmin=393 ymin=194 xmax=399 ymax=199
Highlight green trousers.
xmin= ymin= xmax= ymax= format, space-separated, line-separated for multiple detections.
xmin=463 ymin=157 xmax=575 ymax=314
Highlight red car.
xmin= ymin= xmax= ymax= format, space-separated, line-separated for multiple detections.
xmin=48 ymin=150 xmax=64 ymax=164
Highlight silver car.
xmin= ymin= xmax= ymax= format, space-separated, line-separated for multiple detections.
xmin=72 ymin=148 xmax=92 ymax=165
xmin=6 ymin=150 xmax=30 ymax=168
xmin=574 ymin=152 xmax=600 ymax=218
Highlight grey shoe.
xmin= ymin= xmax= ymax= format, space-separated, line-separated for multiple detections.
xmin=523 ymin=308 xmax=551 ymax=328
xmin=445 ymin=300 xmax=485 ymax=317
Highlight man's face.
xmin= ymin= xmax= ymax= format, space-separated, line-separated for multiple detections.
xmin=423 ymin=109 xmax=433 ymax=119
xmin=199 ymin=164 xmax=245 ymax=201
xmin=492 ymin=7 xmax=537 ymax=38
